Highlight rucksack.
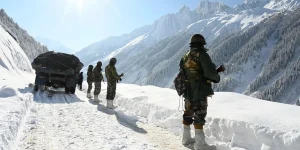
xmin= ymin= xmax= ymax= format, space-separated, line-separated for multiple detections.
xmin=174 ymin=49 xmax=201 ymax=96
xmin=173 ymin=69 xmax=187 ymax=96
xmin=183 ymin=50 xmax=200 ymax=72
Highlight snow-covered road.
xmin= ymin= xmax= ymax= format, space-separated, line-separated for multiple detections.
xmin=17 ymin=89 xmax=189 ymax=150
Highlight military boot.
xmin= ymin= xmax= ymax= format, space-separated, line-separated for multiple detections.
xmin=107 ymin=100 xmax=114 ymax=109
xmin=182 ymin=125 xmax=195 ymax=145
xmin=194 ymin=129 xmax=216 ymax=150
xmin=94 ymin=95 xmax=100 ymax=103
xmin=87 ymin=93 xmax=92 ymax=98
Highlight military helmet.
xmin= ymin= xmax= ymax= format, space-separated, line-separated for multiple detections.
xmin=110 ymin=58 xmax=117 ymax=64
xmin=190 ymin=34 xmax=206 ymax=45
xmin=97 ymin=61 xmax=102 ymax=66
xmin=88 ymin=65 xmax=93 ymax=70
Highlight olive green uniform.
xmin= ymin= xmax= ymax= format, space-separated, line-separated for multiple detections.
xmin=87 ymin=67 xmax=94 ymax=93
xmin=105 ymin=64 xmax=121 ymax=100
xmin=92 ymin=65 xmax=103 ymax=95
xmin=180 ymin=47 xmax=220 ymax=128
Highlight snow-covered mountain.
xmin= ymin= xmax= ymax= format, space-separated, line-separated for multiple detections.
xmin=0 ymin=24 xmax=32 ymax=75
xmin=75 ymin=0 xmax=300 ymax=104
xmin=35 ymin=37 xmax=75 ymax=54
xmin=0 ymin=9 xmax=48 ymax=61
xmin=0 ymin=4 xmax=300 ymax=150
xmin=210 ymin=9 xmax=300 ymax=104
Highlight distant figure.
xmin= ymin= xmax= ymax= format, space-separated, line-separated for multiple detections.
xmin=179 ymin=34 xmax=222 ymax=150
xmin=86 ymin=65 xmax=94 ymax=98
xmin=92 ymin=61 xmax=104 ymax=103
xmin=105 ymin=58 xmax=124 ymax=109
xmin=77 ymin=72 xmax=83 ymax=90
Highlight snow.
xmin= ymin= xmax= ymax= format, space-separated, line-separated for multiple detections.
xmin=0 ymin=23 xmax=35 ymax=150
xmin=0 ymin=81 xmax=297 ymax=150
xmin=73 ymin=0 xmax=300 ymax=99
xmin=0 ymin=25 xmax=32 ymax=74
xmin=104 ymin=84 xmax=300 ymax=150
xmin=17 ymin=85 xmax=189 ymax=150
xmin=103 ymin=34 xmax=147 ymax=61
xmin=1 ymin=1 xmax=300 ymax=149
xmin=265 ymin=0 xmax=300 ymax=10
xmin=35 ymin=37 xmax=75 ymax=54
xmin=0 ymin=74 xmax=34 ymax=150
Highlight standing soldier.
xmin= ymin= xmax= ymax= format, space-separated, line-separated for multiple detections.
xmin=77 ymin=72 xmax=83 ymax=90
xmin=180 ymin=34 xmax=221 ymax=150
xmin=105 ymin=58 xmax=124 ymax=109
xmin=86 ymin=65 xmax=94 ymax=98
xmin=93 ymin=61 xmax=104 ymax=102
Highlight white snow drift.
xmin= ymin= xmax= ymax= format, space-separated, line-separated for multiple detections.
xmin=101 ymin=83 xmax=300 ymax=150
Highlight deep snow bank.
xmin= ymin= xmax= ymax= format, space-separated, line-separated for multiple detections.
xmin=0 ymin=71 xmax=34 ymax=150
xmin=0 ymin=84 xmax=33 ymax=150
xmin=0 ymin=23 xmax=34 ymax=149
xmin=98 ymin=83 xmax=300 ymax=150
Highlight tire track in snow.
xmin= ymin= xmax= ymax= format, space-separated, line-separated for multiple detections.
xmin=18 ymin=90 xmax=190 ymax=150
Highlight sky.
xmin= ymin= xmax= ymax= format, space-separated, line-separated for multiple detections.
xmin=0 ymin=0 xmax=244 ymax=51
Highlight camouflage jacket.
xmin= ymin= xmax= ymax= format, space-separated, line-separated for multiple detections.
xmin=105 ymin=64 xmax=121 ymax=81
xmin=180 ymin=47 xmax=220 ymax=99
xmin=87 ymin=69 xmax=94 ymax=82
xmin=92 ymin=65 xmax=103 ymax=82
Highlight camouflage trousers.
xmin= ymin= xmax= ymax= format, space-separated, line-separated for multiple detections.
xmin=182 ymin=98 xmax=208 ymax=129
xmin=106 ymin=80 xmax=117 ymax=100
xmin=93 ymin=82 xmax=101 ymax=95
xmin=87 ymin=82 xmax=93 ymax=93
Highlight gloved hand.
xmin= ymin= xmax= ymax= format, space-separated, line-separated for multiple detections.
xmin=120 ymin=73 xmax=124 ymax=77
xmin=217 ymin=64 xmax=226 ymax=72
xmin=119 ymin=78 xmax=122 ymax=82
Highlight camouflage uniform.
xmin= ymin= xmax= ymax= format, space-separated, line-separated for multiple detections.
xmin=87 ymin=65 xmax=94 ymax=93
xmin=105 ymin=58 xmax=122 ymax=100
xmin=93 ymin=62 xmax=103 ymax=96
xmin=180 ymin=35 xmax=220 ymax=129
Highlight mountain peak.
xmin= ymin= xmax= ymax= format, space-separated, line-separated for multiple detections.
xmin=196 ymin=0 xmax=232 ymax=15
xmin=264 ymin=0 xmax=300 ymax=10
xmin=243 ymin=0 xmax=269 ymax=4
xmin=179 ymin=5 xmax=190 ymax=13
xmin=234 ymin=0 xmax=269 ymax=10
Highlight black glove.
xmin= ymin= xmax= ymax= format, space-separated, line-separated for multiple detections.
xmin=217 ymin=64 xmax=226 ymax=72
xmin=119 ymin=78 xmax=122 ymax=81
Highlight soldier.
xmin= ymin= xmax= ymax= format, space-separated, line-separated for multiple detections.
xmin=180 ymin=34 xmax=220 ymax=150
xmin=86 ymin=65 xmax=94 ymax=98
xmin=93 ymin=61 xmax=104 ymax=102
xmin=77 ymin=72 xmax=83 ymax=90
xmin=105 ymin=58 xmax=124 ymax=109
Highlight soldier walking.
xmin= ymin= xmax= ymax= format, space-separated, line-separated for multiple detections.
xmin=105 ymin=58 xmax=124 ymax=109
xmin=93 ymin=61 xmax=104 ymax=102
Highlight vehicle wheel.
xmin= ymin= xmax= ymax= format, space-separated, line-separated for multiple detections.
xmin=70 ymin=87 xmax=76 ymax=94
xmin=65 ymin=87 xmax=70 ymax=94
xmin=34 ymin=85 xmax=38 ymax=92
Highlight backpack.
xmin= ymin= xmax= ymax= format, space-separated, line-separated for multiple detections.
xmin=174 ymin=50 xmax=201 ymax=96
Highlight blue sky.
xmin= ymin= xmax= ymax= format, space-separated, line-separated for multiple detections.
xmin=0 ymin=0 xmax=243 ymax=51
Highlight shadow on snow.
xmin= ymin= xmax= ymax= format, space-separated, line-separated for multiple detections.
xmin=96 ymin=102 xmax=148 ymax=134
